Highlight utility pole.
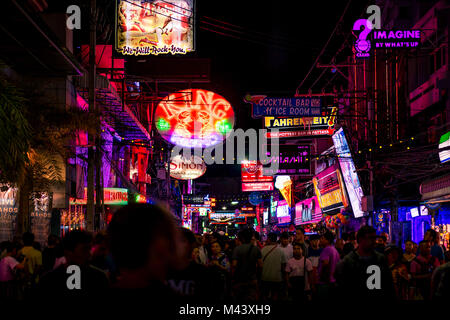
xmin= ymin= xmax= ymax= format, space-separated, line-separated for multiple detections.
xmin=86 ymin=0 xmax=96 ymax=233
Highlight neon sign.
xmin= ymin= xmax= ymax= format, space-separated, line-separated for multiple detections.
xmin=353 ymin=18 xmax=421 ymax=59
xmin=169 ymin=155 xmax=206 ymax=180
xmin=155 ymin=89 xmax=235 ymax=148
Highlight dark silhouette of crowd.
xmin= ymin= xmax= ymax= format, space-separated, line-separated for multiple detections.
xmin=1 ymin=204 xmax=450 ymax=304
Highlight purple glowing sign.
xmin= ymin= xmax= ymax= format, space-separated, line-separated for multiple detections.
xmin=353 ymin=18 xmax=421 ymax=59
xmin=263 ymin=145 xmax=311 ymax=176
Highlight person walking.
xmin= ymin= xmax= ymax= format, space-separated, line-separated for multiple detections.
xmin=285 ymin=242 xmax=313 ymax=302
xmin=231 ymin=228 xmax=262 ymax=301
xmin=260 ymin=233 xmax=287 ymax=301
xmin=316 ymin=231 xmax=340 ymax=299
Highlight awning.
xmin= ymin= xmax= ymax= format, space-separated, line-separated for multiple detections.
xmin=420 ymin=174 xmax=450 ymax=200
xmin=74 ymin=72 xmax=151 ymax=141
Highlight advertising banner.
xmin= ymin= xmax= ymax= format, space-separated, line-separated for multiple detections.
xmin=116 ymin=0 xmax=195 ymax=55
xmin=0 ymin=186 xmax=18 ymax=242
xmin=245 ymin=96 xmax=322 ymax=118
xmin=294 ymin=197 xmax=321 ymax=225
xmin=264 ymin=107 xmax=337 ymax=129
xmin=332 ymin=128 xmax=365 ymax=218
xmin=312 ymin=164 xmax=349 ymax=214
xmin=209 ymin=212 xmax=246 ymax=224
xmin=31 ymin=192 xmax=52 ymax=246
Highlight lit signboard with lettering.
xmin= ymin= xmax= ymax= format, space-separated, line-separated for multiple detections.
xmin=263 ymin=145 xmax=311 ymax=176
xmin=353 ymin=19 xmax=421 ymax=59
xmin=155 ymin=89 xmax=235 ymax=148
xmin=209 ymin=212 xmax=246 ymax=224
xmin=169 ymin=155 xmax=206 ymax=180
xmin=245 ymin=95 xmax=322 ymax=118
xmin=332 ymin=128 xmax=365 ymax=218
xmin=312 ymin=165 xmax=348 ymax=214
xmin=116 ymin=0 xmax=194 ymax=56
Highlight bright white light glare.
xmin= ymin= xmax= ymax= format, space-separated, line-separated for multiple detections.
xmin=222 ymin=207 xmax=227 ymax=210
xmin=231 ymin=201 xmax=238 ymax=205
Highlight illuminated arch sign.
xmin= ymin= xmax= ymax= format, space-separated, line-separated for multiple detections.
xmin=155 ymin=89 xmax=235 ymax=148
xmin=169 ymin=155 xmax=206 ymax=180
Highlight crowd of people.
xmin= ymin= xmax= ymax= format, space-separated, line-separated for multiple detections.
xmin=0 ymin=204 xmax=449 ymax=304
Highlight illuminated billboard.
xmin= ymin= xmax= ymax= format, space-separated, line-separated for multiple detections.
xmin=209 ymin=212 xmax=246 ymax=224
xmin=294 ymin=197 xmax=321 ymax=225
xmin=116 ymin=0 xmax=194 ymax=55
xmin=312 ymin=165 xmax=348 ymax=214
xmin=155 ymin=89 xmax=235 ymax=148
xmin=169 ymin=154 xmax=206 ymax=180
xmin=332 ymin=128 xmax=365 ymax=218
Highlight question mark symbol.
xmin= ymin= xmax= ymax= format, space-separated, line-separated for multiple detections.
xmin=353 ymin=19 xmax=373 ymax=56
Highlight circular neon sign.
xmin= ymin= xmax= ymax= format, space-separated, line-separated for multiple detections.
xmin=169 ymin=155 xmax=207 ymax=180
xmin=155 ymin=89 xmax=235 ymax=148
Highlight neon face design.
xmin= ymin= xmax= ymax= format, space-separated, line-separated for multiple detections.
xmin=155 ymin=89 xmax=235 ymax=148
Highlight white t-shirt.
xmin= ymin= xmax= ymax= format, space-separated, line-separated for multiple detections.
xmin=280 ymin=244 xmax=293 ymax=260
xmin=261 ymin=245 xmax=287 ymax=282
xmin=0 ymin=256 xmax=19 ymax=282
xmin=286 ymin=257 xmax=313 ymax=290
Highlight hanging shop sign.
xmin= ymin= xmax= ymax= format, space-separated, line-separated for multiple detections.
xmin=241 ymin=161 xmax=273 ymax=183
xmin=264 ymin=107 xmax=336 ymax=129
xmin=244 ymin=95 xmax=322 ymax=118
xmin=332 ymin=128 xmax=365 ymax=218
xmin=209 ymin=212 xmax=246 ymax=224
xmin=275 ymin=176 xmax=292 ymax=207
xmin=266 ymin=128 xmax=333 ymax=139
xmin=155 ymin=89 xmax=235 ymax=148
xmin=70 ymin=188 xmax=128 ymax=205
xmin=294 ymin=197 xmax=321 ymax=226
xmin=263 ymin=145 xmax=311 ymax=176
xmin=0 ymin=186 xmax=18 ymax=243
xmin=116 ymin=0 xmax=195 ymax=56
xmin=312 ymin=164 xmax=349 ymax=214
xmin=169 ymin=154 xmax=206 ymax=180
xmin=353 ymin=19 xmax=421 ymax=58
xmin=242 ymin=182 xmax=274 ymax=192
xmin=439 ymin=132 xmax=450 ymax=164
